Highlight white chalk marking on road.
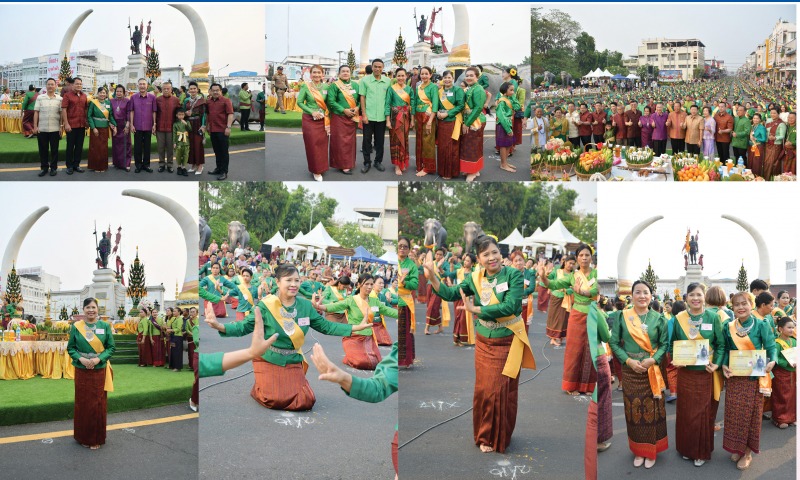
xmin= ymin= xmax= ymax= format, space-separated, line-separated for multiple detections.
xmin=274 ymin=416 xmax=315 ymax=428
xmin=122 ymin=428 xmax=136 ymax=433
xmin=41 ymin=438 xmax=53 ymax=444
xmin=419 ymin=400 xmax=459 ymax=411
xmin=489 ymin=463 xmax=532 ymax=479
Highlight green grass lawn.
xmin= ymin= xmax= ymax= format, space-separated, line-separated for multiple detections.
xmin=0 ymin=364 xmax=193 ymax=426
xmin=0 ymin=130 xmax=264 ymax=164
xmin=265 ymin=110 xmax=301 ymax=128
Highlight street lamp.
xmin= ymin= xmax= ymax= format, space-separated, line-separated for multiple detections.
xmin=217 ymin=63 xmax=230 ymax=78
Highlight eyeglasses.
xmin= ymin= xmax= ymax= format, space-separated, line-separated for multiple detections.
xmin=398 ymin=244 xmax=410 ymax=250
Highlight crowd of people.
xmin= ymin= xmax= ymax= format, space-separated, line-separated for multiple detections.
xmin=529 ymin=77 xmax=796 ymax=178
xmin=294 ymin=60 xmax=530 ymax=182
xmin=396 ymin=234 xmax=796 ymax=477
xmin=17 ymin=77 xmax=249 ymax=180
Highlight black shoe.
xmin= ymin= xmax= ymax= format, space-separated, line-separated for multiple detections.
xmin=217 ymin=173 xmax=227 ymax=180
xmin=158 ymin=166 xmax=166 ymax=173
xmin=74 ymin=167 xmax=85 ymax=173
xmin=361 ymin=164 xmax=372 ymax=174
xmin=143 ymin=167 xmax=153 ymax=173
xmin=341 ymin=169 xmax=353 ymax=175
xmin=38 ymin=170 xmax=47 ymax=177
xmin=182 ymin=168 xmax=190 ymax=177
xmin=49 ymin=170 xmax=57 ymax=176
xmin=207 ymin=169 xmax=220 ymax=175
xmin=135 ymin=168 xmax=142 ymax=173
xmin=66 ymin=168 xmax=74 ymax=175
xmin=259 ymin=127 xmax=264 ymax=131
xmin=374 ymin=163 xmax=385 ymax=172
xmin=167 ymin=167 xmax=174 ymax=173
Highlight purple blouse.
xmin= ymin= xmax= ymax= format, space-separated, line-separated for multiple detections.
xmin=110 ymin=97 xmax=129 ymax=123
xmin=651 ymin=112 xmax=668 ymax=141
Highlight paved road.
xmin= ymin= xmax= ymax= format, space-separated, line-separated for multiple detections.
xmin=199 ymin=302 xmax=398 ymax=480
xmin=0 ymin=145 xmax=265 ymax=181
xmin=0 ymin=404 xmax=198 ymax=480
xmin=265 ymin=123 xmax=531 ymax=182
xmin=399 ymin=301 xmax=589 ymax=480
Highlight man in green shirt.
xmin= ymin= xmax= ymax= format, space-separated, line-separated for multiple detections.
xmin=238 ymin=83 xmax=252 ymax=131
xmin=731 ymin=105 xmax=751 ymax=161
xmin=359 ymin=58 xmax=390 ymax=174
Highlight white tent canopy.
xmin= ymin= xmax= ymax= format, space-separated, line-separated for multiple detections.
xmin=601 ymin=69 xmax=613 ymax=77
xmin=522 ymin=227 xmax=545 ymax=249
xmin=379 ymin=251 xmax=398 ymax=265
xmin=626 ymin=73 xmax=640 ymax=80
xmin=292 ymin=222 xmax=341 ymax=249
xmin=287 ymin=231 xmax=308 ymax=251
xmin=263 ymin=231 xmax=289 ymax=249
xmin=530 ymin=218 xmax=581 ymax=247
xmin=498 ymin=228 xmax=527 ymax=248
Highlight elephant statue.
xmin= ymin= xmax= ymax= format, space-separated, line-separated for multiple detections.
xmin=199 ymin=216 xmax=212 ymax=251
xmin=463 ymin=221 xmax=486 ymax=254
xmin=227 ymin=221 xmax=251 ymax=250
xmin=422 ymin=218 xmax=447 ymax=251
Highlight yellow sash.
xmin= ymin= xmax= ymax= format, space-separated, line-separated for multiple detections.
xmin=728 ymin=320 xmax=772 ymax=396
xmin=335 ymin=80 xmax=360 ymax=125
xmin=392 ymin=84 xmax=411 ymax=105
xmin=572 ymin=269 xmax=598 ymax=302
xmin=261 ymin=295 xmax=308 ymax=373
xmin=207 ymin=275 xmax=223 ymax=294
xmin=776 ymin=338 xmax=793 ymax=350
xmin=717 ymin=309 xmax=730 ymax=324
xmin=457 ymin=268 xmax=475 ymax=345
xmin=369 ymin=292 xmax=389 ymax=330
xmin=307 ymin=82 xmax=330 ymax=127
xmin=622 ymin=310 xmax=666 ymax=398
xmin=463 ymin=86 xmax=484 ymax=128
xmin=332 ymin=287 xmax=345 ymax=301
xmin=557 ymin=269 xmax=574 ymax=310
xmin=433 ymin=270 xmax=451 ymax=328
xmin=399 ymin=266 xmax=416 ymax=333
xmin=237 ymin=283 xmax=255 ymax=316
xmin=354 ymin=294 xmax=381 ymax=349
xmin=91 ymin=99 xmax=109 ymax=119
xmin=676 ymin=311 xmax=723 ymax=401
xmin=439 ymin=88 xmax=462 ymax=141
xmin=471 ymin=269 xmax=536 ymax=378
xmin=417 ymin=84 xmax=433 ymax=114
xmin=75 ymin=320 xmax=114 ymax=392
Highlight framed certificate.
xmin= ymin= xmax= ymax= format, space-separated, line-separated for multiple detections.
xmin=729 ymin=350 xmax=768 ymax=377
xmin=781 ymin=347 xmax=797 ymax=368
xmin=672 ymin=339 xmax=710 ymax=366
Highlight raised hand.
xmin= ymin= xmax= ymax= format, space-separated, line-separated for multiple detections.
xmin=249 ymin=307 xmax=278 ymax=359
xmin=311 ymin=343 xmax=351 ymax=390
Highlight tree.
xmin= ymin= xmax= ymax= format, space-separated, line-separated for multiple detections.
xmin=126 ymin=249 xmax=147 ymax=317
xmin=640 ymin=260 xmax=659 ymax=292
xmin=329 ymin=222 xmax=386 ymax=257
xmin=692 ymin=67 xmax=706 ymax=80
xmin=146 ymin=48 xmax=161 ymax=84
xmin=736 ymin=262 xmax=749 ymax=292
xmin=3 ymin=263 xmax=22 ymax=314
xmin=393 ymin=30 xmax=408 ymax=68
xmin=575 ymin=32 xmax=597 ymax=76
xmin=347 ymin=46 xmax=357 ymax=74
xmin=58 ymin=55 xmax=72 ymax=86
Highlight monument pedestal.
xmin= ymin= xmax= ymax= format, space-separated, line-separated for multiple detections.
xmin=408 ymin=42 xmax=433 ymax=71
xmin=86 ymin=269 xmax=123 ymax=318
xmin=123 ymin=54 xmax=147 ymax=91
xmin=677 ymin=264 xmax=709 ymax=293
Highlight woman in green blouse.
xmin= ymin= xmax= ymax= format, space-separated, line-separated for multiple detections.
xmin=67 ymin=297 xmax=116 ymax=449
xmin=297 ymin=65 xmax=330 ymax=181
xmin=771 ymin=316 xmax=796 ymax=429
xmin=436 ymin=70 xmax=464 ymax=179
xmin=314 ymin=273 xmax=397 ymax=370
xmin=371 ymin=276 xmax=395 ymax=345
xmin=322 ymin=275 xmax=351 ymax=323
xmin=412 ymin=66 xmax=439 ymax=177
xmin=205 ymin=264 xmax=372 ymax=410
xmin=495 ymin=82 xmax=518 ymax=175
xmin=460 ymin=67 xmax=488 ymax=182
xmin=226 ymin=267 xmax=259 ymax=321
xmin=549 ymin=108 xmax=569 ymax=141
xmin=385 ymin=67 xmax=414 ymax=176
xmin=721 ymin=291 xmax=777 ymax=471
xmin=538 ymin=243 xmax=598 ymax=395
xmin=424 ymin=235 xmax=535 ymax=453
xmin=545 ymin=255 xmax=575 ymax=346
xmin=669 ymin=283 xmax=725 ymax=467
xmin=326 ymin=65 xmax=360 ymax=174
xmin=747 ymin=112 xmax=768 ymax=177
xmin=87 ymin=87 xmax=117 ymax=172
xmin=397 ymin=236 xmax=419 ymax=367
xmin=610 ymin=280 xmax=668 ymax=469
xmin=199 ymin=262 xmax=235 ymax=318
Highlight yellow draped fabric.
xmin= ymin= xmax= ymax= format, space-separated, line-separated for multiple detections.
xmin=0 ymin=102 xmax=23 ymax=133
xmin=0 ymin=341 xmax=75 ymax=380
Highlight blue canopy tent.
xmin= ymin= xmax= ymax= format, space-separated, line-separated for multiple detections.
xmin=228 ymin=71 xmax=258 ymax=77
xmin=329 ymin=246 xmax=387 ymax=264
xmin=610 ymin=74 xmax=628 ymax=81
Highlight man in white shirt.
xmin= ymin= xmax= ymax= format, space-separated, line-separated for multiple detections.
xmin=566 ymin=101 xmax=580 ymax=146
xmin=33 ymin=78 xmax=62 ymax=177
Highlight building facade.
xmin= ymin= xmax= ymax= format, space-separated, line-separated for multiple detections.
xmin=355 ymin=185 xmax=398 ymax=254
xmin=1 ymin=49 xmax=114 ymax=92
xmin=628 ymin=38 xmax=706 ymax=81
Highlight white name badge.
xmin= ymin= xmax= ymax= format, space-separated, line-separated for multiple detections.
xmin=523 ymin=279 xmax=531 ymax=286
xmin=96 ymin=329 xmax=105 ymax=334
xmin=371 ymin=306 xmax=380 ymax=312
xmin=701 ymin=323 xmax=713 ymax=331
xmin=298 ymin=317 xmax=310 ymax=327
xmin=588 ymin=278 xmax=596 ymax=286
xmin=447 ymin=92 xmax=453 ymax=97
xmin=495 ymin=282 xmax=509 ymax=293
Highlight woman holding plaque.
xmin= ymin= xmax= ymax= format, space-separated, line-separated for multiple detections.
xmin=424 ymin=235 xmax=535 ymax=453
xmin=67 ymin=297 xmax=115 ymax=449
xmin=297 ymin=65 xmax=330 ymax=182
xmin=204 ymin=264 xmax=372 ymax=410
xmin=721 ymin=291 xmax=777 ymax=470
xmin=397 ymin=237 xmax=419 ymax=368
xmin=538 ymin=244 xmax=598 ymax=395
xmin=669 ymin=283 xmax=725 ymax=467
xmin=772 ymin=317 xmax=796 ymax=429
xmin=609 ymin=280 xmax=668 ymax=469
xmin=313 ymin=274 xmax=397 ymax=370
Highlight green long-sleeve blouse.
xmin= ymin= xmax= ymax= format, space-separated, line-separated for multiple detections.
xmin=87 ymin=99 xmax=117 ymax=129
xmin=721 ymin=315 xmax=777 ymax=368
xmin=432 ymin=266 xmax=522 ymax=338
xmin=668 ymin=309 xmax=726 ymax=371
xmin=398 ymin=258 xmax=418 ymax=307
xmin=348 ymin=343 xmax=398 ymax=402
xmin=325 ymin=295 xmax=398 ymax=336
xmin=496 ymin=96 xmax=514 ymax=135
xmin=546 ymin=269 xmax=598 ymax=314
xmin=776 ymin=336 xmax=796 ymax=372
xmin=384 ymin=84 xmax=413 ymax=117
xmin=438 ymin=87 xmax=465 ymax=122
xmin=297 ymin=82 xmax=329 ymax=116
xmin=412 ymin=82 xmax=440 ymax=114
xmin=67 ymin=320 xmax=116 ymax=369
xmin=463 ymin=84 xmax=487 ymax=126
xmin=326 ymin=80 xmax=360 ymax=116
xmin=610 ymin=309 xmax=668 ymax=364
